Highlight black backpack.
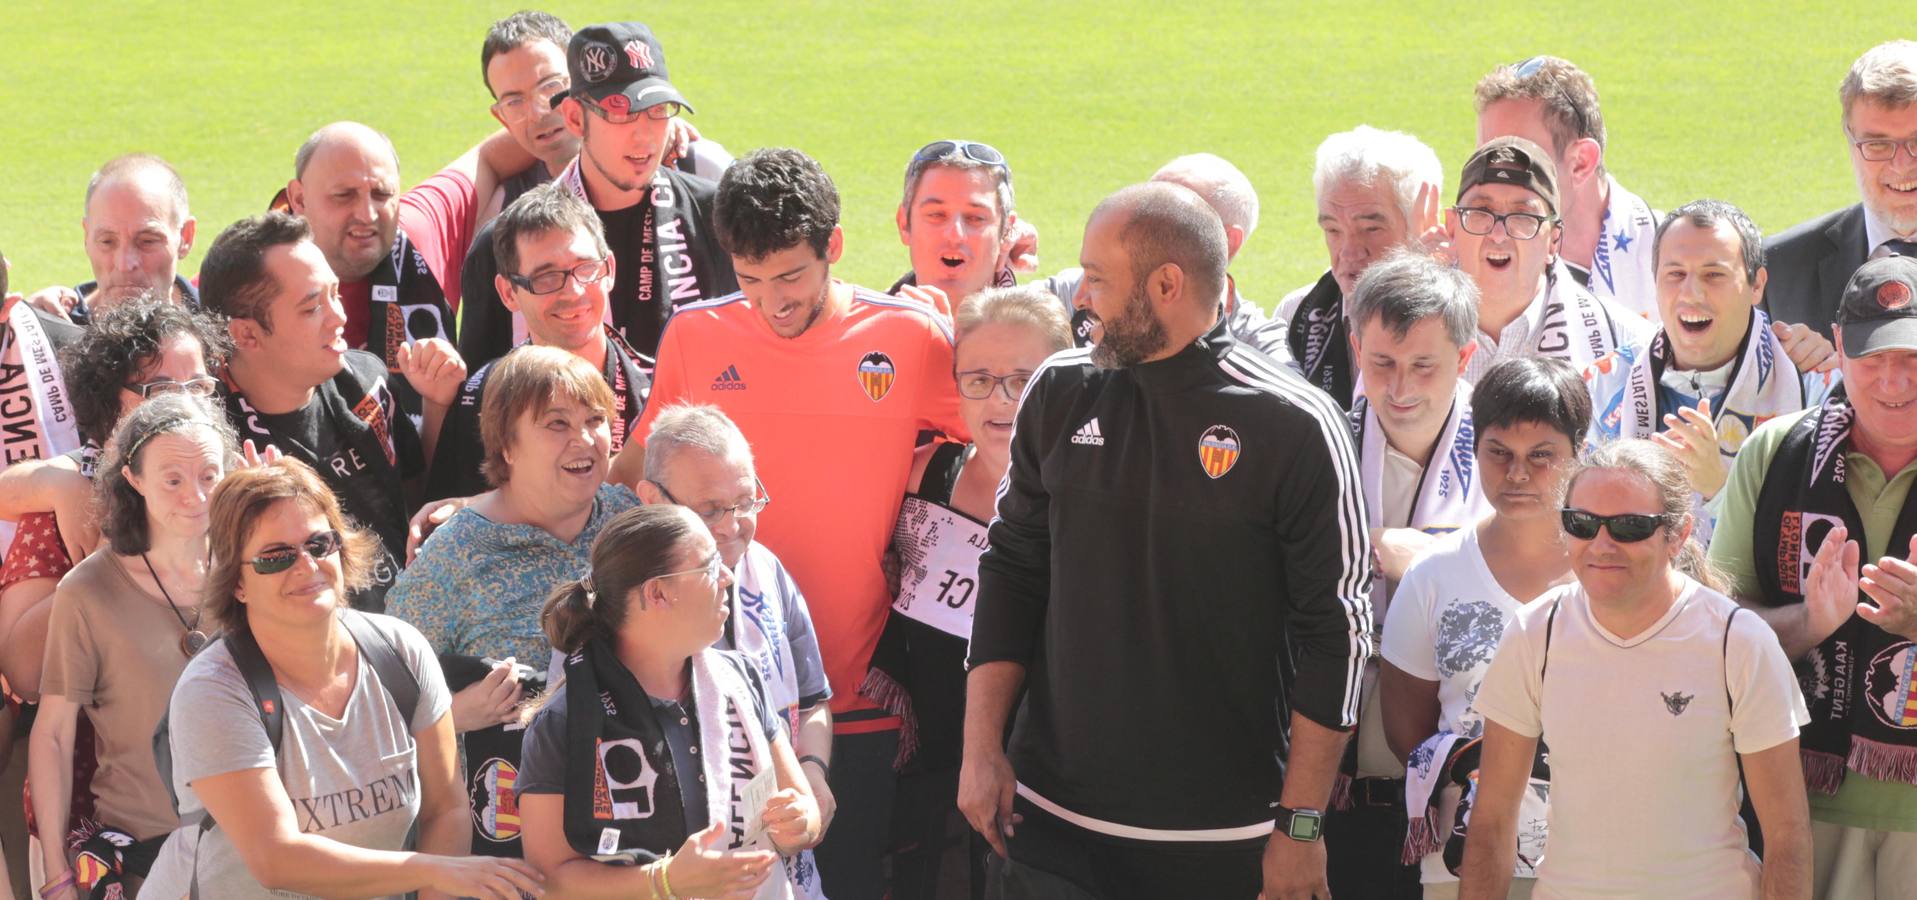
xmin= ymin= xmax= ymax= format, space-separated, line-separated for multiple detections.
xmin=153 ymin=609 xmax=420 ymax=834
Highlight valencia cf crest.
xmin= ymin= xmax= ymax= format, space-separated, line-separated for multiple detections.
xmin=1198 ymin=425 xmax=1241 ymax=479
xmin=857 ymin=351 xmax=897 ymax=402
xmin=472 ymin=757 xmax=523 ymax=842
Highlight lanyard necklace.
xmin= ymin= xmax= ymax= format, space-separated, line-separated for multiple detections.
xmin=143 ymin=552 xmax=209 ymax=657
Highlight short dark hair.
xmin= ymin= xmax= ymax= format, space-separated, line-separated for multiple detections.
xmin=481 ymin=10 xmax=573 ymax=96
xmin=97 ymin=393 xmax=238 ymax=555
xmin=1471 ymin=356 xmax=1593 ymax=449
xmin=60 ymin=296 xmax=233 ymax=447
xmin=713 ymin=148 xmax=840 ymax=261
xmin=199 ymin=212 xmax=312 ymax=330
xmin=1092 ymin=182 xmax=1228 ymax=308
xmin=492 ymin=180 xmax=610 ymax=278
xmin=1654 ymin=199 xmax=1766 ymax=283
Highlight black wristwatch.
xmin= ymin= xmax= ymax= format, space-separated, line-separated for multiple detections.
xmin=1276 ymin=805 xmax=1323 ymax=842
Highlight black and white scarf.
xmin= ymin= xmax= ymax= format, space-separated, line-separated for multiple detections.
xmin=562 ymin=641 xmax=806 ymax=899
xmin=555 ymin=159 xmax=725 ymax=351
xmin=364 ymin=228 xmax=455 ymax=426
xmin=1753 ymin=399 xmax=1917 ymax=793
xmin=1285 ymin=272 xmax=1353 ymax=409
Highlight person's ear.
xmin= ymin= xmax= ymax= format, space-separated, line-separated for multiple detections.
xmin=495 ymin=275 xmax=523 ymax=315
xmin=1456 ymin=339 xmax=1478 ymax=375
xmin=825 ymin=226 xmax=845 ymax=265
xmin=228 ymin=316 xmax=263 ymax=351
xmin=178 ymin=217 xmax=198 ymax=259
xmin=1750 ymin=266 xmax=1768 ymax=309
xmin=1223 ymin=223 xmax=1246 ymax=261
xmin=561 ymin=97 xmax=587 ymax=138
xmin=122 ymin=464 xmax=142 ymax=495
xmin=285 ymin=179 xmax=307 ymax=214
xmin=635 ymin=479 xmax=667 ymax=505
xmin=896 ymin=204 xmax=912 ymax=246
xmin=1147 ymin=262 xmax=1185 ymax=310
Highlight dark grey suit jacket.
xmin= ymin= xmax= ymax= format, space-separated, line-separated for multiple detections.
xmin=1761 ymin=203 xmax=1866 ymax=338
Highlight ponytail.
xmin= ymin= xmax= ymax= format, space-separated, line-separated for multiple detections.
xmin=542 ymin=577 xmax=600 ymax=654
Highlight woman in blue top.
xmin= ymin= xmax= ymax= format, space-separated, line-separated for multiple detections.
xmin=388 ymin=345 xmax=639 ymax=856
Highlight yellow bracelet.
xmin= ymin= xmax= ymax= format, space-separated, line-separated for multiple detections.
xmin=659 ymin=850 xmax=677 ymax=900
xmin=645 ymin=859 xmax=664 ymax=900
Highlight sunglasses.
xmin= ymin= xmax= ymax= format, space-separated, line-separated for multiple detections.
xmin=907 ymin=140 xmax=1012 ymax=183
xmin=248 ymin=530 xmax=343 ymax=575
xmin=1560 ymin=509 xmax=1670 ymax=543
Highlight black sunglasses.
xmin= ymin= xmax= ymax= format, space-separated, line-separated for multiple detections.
xmin=1560 ymin=509 xmax=1670 ymax=543
xmin=249 ymin=530 xmax=343 ymax=575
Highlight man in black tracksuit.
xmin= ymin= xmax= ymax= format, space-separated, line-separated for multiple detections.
xmin=962 ymin=182 xmax=1374 ymax=899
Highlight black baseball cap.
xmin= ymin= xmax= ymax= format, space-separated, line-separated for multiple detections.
xmin=1457 ymin=136 xmax=1559 ymax=215
xmin=1837 ymin=254 xmax=1917 ymax=356
xmin=554 ymin=23 xmax=693 ymax=115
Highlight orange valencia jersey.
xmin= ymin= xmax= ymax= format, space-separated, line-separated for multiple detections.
xmin=635 ymin=282 xmax=968 ymax=723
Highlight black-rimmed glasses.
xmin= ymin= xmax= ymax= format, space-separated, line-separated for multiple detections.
xmin=1454 ymin=207 xmax=1556 ymax=241
xmin=956 ymin=370 xmax=1032 ymax=401
xmin=249 ymin=530 xmax=343 ymax=575
xmin=506 ymin=258 xmax=611 ymax=295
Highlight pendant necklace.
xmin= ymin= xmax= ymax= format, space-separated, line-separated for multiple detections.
xmin=143 ymin=552 xmax=209 ymax=657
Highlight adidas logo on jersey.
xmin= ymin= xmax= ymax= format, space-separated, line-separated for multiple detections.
xmin=711 ymin=365 xmax=747 ymax=391
xmin=1071 ymin=418 xmax=1105 ymax=446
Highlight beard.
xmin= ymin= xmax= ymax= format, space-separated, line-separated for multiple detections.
xmin=1089 ymin=283 xmax=1171 ymax=369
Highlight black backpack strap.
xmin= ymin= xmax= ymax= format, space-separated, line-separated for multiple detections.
xmin=342 ymin=609 xmax=420 ymax=730
xmin=1539 ymin=599 xmax=1561 ymax=682
xmin=192 ymin=627 xmax=284 ymax=835
xmin=1724 ymin=606 xmax=1743 ymax=716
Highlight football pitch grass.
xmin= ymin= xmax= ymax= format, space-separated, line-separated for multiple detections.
xmin=0 ymin=1 xmax=1902 ymax=310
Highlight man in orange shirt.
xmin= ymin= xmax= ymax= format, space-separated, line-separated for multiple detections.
xmin=612 ymin=147 xmax=964 ymax=899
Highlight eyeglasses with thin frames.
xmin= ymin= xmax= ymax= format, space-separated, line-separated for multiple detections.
xmin=126 ymin=375 xmax=220 ymax=399
xmin=1847 ymin=130 xmax=1917 ymax=163
xmin=956 ymin=370 xmax=1032 ymax=401
xmin=649 ymin=554 xmax=731 ymax=586
xmin=1453 ymin=207 xmax=1556 ymax=241
xmin=491 ymin=75 xmax=569 ymax=122
xmin=506 ymin=257 xmax=611 ymax=296
xmin=655 ymin=477 xmax=772 ymax=527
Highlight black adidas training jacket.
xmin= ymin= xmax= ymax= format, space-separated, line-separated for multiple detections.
xmin=970 ymin=320 xmax=1374 ymax=839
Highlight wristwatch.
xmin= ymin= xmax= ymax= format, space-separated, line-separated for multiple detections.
xmin=1276 ymin=805 xmax=1324 ymax=842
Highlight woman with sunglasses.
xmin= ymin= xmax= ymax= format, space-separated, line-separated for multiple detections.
xmin=1459 ymin=440 xmax=1812 ymax=899
xmin=27 ymin=395 xmax=235 ymax=899
xmin=140 ymin=458 xmax=544 ymax=900
xmin=389 ymin=346 xmax=639 ymax=857
xmin=1379 ymin=357 xmax=1588 ymax=898
xmin=518 ymin=504 xmax=821 ymax=898
xmin=865 ymin=285 xmax=1070 ymax=899
xmin=0 ymin=296 xmax=228 ymax=703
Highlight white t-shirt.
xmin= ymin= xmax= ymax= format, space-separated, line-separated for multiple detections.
xmin=1473 ymin=577 xmax=1809 ymax=900
xmin=143 ymin=613 xmax=452 ymax=900
xmin=1382 ymin=526 xmax=1533 ymax=882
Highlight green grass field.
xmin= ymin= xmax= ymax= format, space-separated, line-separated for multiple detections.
xmin=0 ymin=2 xmax=1902 ymax=311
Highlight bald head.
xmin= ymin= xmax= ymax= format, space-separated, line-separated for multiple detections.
xmin=287 ymin=121 xmax=403 ymax=281
xmin=1091 ymin=182 xmax=1229 ymax=310
xmin=294 ymin=122 xmax=400 ymax=180
xmin=1150 ymin=153 xmax=1257 ymax=259
xmin=82 ymin=154 xmax=197 ymax=306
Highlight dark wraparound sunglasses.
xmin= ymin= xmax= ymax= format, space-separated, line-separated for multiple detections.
xmin=249 ymin=530 xmax=343 ymax=575
xmin=1560 ymin=509 xmax=1670 ymax=543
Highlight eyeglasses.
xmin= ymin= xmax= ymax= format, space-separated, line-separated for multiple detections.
xmin=506 ymin=257 xmax=611 ymax=295
xmin=907 ymin=140 xmax=1012 ymax=183
xmin=126 ymin=375 xmax=220 ymax=399
xmin=655 ymin=477 xmax=772 ymax=527
xmin=1454 ymin=207 xmax=1556 ymax=241
xmin=1849 ymin=133 xmax=1917 ymax=163
xmin=1511 ymin=55 xmax=1549 ymax=78
xmin=580 ymin=97 xmax=683 ymax=124
xmin=491 ymin=75 xmax=569 ymax=122
xmin=650 ymin=554 xmax=731 ymax=586
xmin=1560 ymin=509 xmax=1671 ymax=543
xmin=956 ymin=369 xmax=1032 ymax=401
xmin=248 ymin=530 xmax=343 ymax=575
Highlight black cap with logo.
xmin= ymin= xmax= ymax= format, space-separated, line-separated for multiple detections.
xmin=1837 ymin=254 xmax=1917 ymax=357
xmin=554 ymin=22 xmax=693 ymax=115
xmin=1457 ymin=136 xmax=1560 ymax=215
